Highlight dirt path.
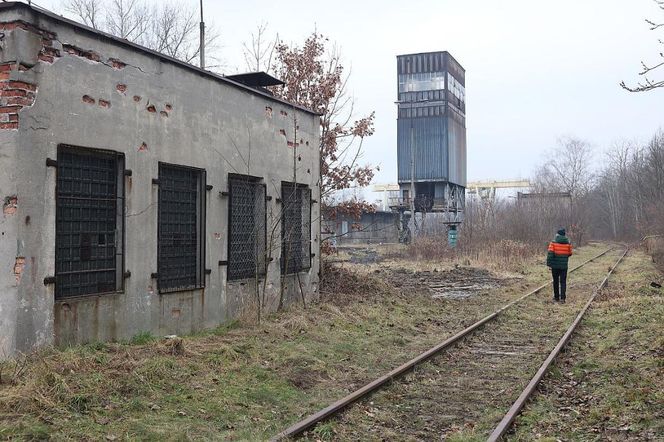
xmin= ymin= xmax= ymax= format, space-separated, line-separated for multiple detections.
xmin=309 ymin=249 xmax=624 ymax=441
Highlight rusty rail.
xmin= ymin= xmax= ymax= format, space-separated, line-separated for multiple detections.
xmin=271 ymin=247 xmax=615 ymax=440
xmin=487 ymin=247 xmax=628 ymax=442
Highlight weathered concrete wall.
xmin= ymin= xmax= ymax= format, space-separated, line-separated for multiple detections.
xmin=0 ymin=5 xmax=320 ymax=358
xmin=324 ymin=211 xmax=399 ymax=245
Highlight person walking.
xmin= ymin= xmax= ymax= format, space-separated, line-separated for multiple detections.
xmin=547 ymin=228 xmax=573 ymax=303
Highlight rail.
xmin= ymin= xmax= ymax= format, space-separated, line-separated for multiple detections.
xmin=487 ymin=247 xmax=628 ymax=441
xmin=271 ymin=247 xmax=615 ymax=440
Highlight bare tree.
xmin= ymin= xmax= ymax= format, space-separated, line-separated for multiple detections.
xmin=105 ymin=0 xmax=149 ymax=42
xmin=61 ymin=0 xmax=222 ymax=69
xmin=534 ymin=136 xmax=595 ymax=198
xmin=242 ymin=22 xmax=278 ymax=72
xmin=621 ymin=0 xmax=664 ymax=92
xmin=531 ymin=137 xmax=595 ymax=243
xmin=64 ymin=0 xmax=102 ymax=29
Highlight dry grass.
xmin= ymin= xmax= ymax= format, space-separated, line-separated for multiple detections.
xmin=509 ymin=247 xmax=664 ymax=441
xmin=0 ymin=242 xmax=618 ymax=440
xmin=310 ymin=249 xmax=624 ymax=441
xmin=399 ymin=236 xmax=541 ymax=273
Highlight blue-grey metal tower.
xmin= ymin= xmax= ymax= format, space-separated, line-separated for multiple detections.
xmin=394 ymin=51 xmax=466 ymax=225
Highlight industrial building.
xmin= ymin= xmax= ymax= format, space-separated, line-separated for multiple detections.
xmin=0 ymin=3 xmax=320 ymax=358
xmin=394 ymin=51 xmax=466 ymax=224
xmin=322 ymin=211 xmax=399 ymax=245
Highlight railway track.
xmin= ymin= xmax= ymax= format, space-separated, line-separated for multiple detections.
xmin=272 ymin=247 xmax=628 ymax=441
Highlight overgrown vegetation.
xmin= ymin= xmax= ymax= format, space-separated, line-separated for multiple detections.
xmin=3 ymin=243 xmax=603 ymax=440
xmin=402 ymin=236 xmax=539 ymax=273
xmin=322 ymin=249 xmax=623 ymax=441
xmin=509 ymin=248 xmax=664 ymax=440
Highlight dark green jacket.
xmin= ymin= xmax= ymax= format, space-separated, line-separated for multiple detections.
xmin=546 ymin=234 xmax=573 ymax=269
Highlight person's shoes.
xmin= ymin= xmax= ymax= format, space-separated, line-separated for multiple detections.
xmin=560 ymin=298 xmax=566 ymax=304
xmin=553 ymin=297 xmax=560 ymax=302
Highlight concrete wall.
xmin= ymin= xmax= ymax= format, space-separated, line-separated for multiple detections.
xmin=324 ymin=211 xmax=399 ymax=245
xmin=0 ymin=5 xmax=320 ymax=358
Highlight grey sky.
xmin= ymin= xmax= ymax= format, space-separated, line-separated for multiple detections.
xmin=43 ymin=0 xmax=663 ymax=185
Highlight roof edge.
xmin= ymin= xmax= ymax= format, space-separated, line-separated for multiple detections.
xmin=0 ymin=2 xmax=320 ymax=116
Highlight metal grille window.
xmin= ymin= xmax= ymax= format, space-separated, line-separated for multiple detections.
xmin=158 ymin=163 xmax=206 ymax=292
xmin=228 ymin=175 xmax=266 ymax=280
xmin=281 ymin=182 xmax=312 ymax=274
xmin=55 ymin=145 xmax=124 ymax=299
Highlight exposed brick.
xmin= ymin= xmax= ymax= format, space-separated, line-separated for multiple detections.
xmin=138 ymin=142 xmax=148 ymax=152
xmin=160 ymin=111 xmax=168 ymax=117
xmin=265 ymin=106 xmax=273 ymax=118
xmin=165 ymin=104 xmax=173 ymax=111
xmin=82 ymin=95 xmax=95 ymax=104
xmin=13 ymin=257 xmax=25 ymax=284
xmin=133 ymin=95 xmax=142 ymax=102
xmin=2 ymin=81 xmax=37 ymax=91
xmin=109 ymin=58 xmax=127 ymax=69
xmin=0 ymin=21 xmax=56 ymax=41
xmin=98 ymin=99 xmax=111 ymax=108
xmin=0 ymin=64 xmax=14 ymax=72
xmin=146 ymin=104 xmax=156 ymax=113
xmin=0 ymin=105 xmax=22 ymax=113
xmin=63 ymin=44 xmax=101 ymax=62
xmin=279 ymin=129 xmax=286 ymax=136
xmin=0 ymin=113 xmax=19 ymax=123
xmin=0 ymin=89 xmax=28 ymax=97
xmin=116 ymin=84 xmax=127 ymax=94
xmin=38 ymin=54 xmax=55 ymax=63
xmin=0 ymin=122 xmax=18 ymax=130
xmin=3 ymin=196 xmax=17 ymax=215
xmin=43 ymin=47 xmax=59 ymax=57
xmin=5 ymin=97 xmax=34 ymax=107
xmin=0 ymin=73 xmax=10 ymax=81
xmin=0 ymin=23 xmax=19 ymax=30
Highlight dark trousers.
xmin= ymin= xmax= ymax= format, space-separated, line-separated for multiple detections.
xmin=552 ymin=268 xmax=567 ymax=300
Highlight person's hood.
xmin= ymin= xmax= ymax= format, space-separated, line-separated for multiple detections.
xmin=554 ymin=234 xmax=569 ymax=244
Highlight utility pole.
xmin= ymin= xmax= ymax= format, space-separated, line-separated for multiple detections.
xmin=409 ymin=101 xmax=416 ymax=237
xmin=199 ymin=0 xmax=205 ymax=69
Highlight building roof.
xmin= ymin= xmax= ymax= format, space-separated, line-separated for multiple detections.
xmin=0 ymin=2 xmax=318 ymax=116
xmin=396 ymin=51 xmax=465 ymax=73
xmin=226 ymin=72 xmax=285 ymax=88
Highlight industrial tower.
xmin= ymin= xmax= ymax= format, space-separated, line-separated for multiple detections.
xmin=393 ymin=51 xmax=466 ymax=234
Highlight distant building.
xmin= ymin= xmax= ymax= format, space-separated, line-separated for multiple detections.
xmin=394 ymin=51 xmax=466 ymax=224
xmin=322 ymin=211 xmax=399 ymax=245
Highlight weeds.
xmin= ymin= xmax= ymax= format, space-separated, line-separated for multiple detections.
xmin=400 ymin=236 xmax=540 ymax=272
xmin=0 ymin=243 xmax=643 ymax=440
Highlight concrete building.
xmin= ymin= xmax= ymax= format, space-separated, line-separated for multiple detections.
xmin=323 ymin=211 xmax=399 ymax=245
xmin=395 ymin=51 xmax=466 ymax=224
xmin=0 ymin=3 xmax=320 ymax=358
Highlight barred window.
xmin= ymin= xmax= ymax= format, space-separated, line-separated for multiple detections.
xmin=158 ymin=163 xmax=206 ymax=293
xmin=228 ymin=175 xmax=266 ymax=280
xmin=281 ymin=182 xmax=311 ymax=274
xmin=55 ymin=145 xmax=124 ymax=299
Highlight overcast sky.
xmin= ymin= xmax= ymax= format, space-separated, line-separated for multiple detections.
xmin=43 ymin=0 xmax=664 ymax=185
